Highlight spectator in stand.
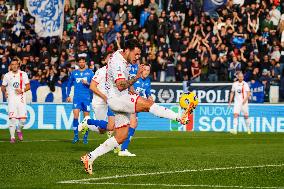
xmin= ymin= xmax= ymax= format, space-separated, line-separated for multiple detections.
xmin=191 ymin=58 xmax=201 ymax=82
xmin=0 ymin=0 xmax=283 ymax=103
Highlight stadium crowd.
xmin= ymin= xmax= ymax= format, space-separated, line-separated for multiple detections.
xmin=0 ymin=0 xmax=284 ymax=99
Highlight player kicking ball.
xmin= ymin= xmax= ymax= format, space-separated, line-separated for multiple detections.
xmin=67 ymin=56 xmax=94 ymax=144
xmin=81 ymin=39 xmax=196 ymax=174
xmin=228 ymin=72 xmax=252 ymax=135
xmin=1 ymin=58 xmax=30 ymax=143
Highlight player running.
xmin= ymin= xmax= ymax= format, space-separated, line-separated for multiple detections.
xmin=229 ymin=72 xmax=252 ymax=135
xmin=79 ymin=52 xmax=115 ymax=135
xmin=67 ymin=56 xmax=94 ymax=144
xmin=81 ymin=39 xmax=193 ymax=174
xmin=1 ymin=58 xmax=30 ymax=143
xmin=118 ymin=63 xmax=152 ymax=157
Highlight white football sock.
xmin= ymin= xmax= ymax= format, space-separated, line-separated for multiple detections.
xmin=17 ymin=120 xmax=25 ymax=132
xmin=245 ymin=118 xmax=251 ymax=131
xmin=9 ymin=126 xmax=16 ymax=139
xmin=87 ymin=125 xmax=100 ymax=133
xmin=9 ymin=119 xmax=17 ymax=138
xmin=89 ymin=137 xmax=119 ymax=162
xmin=149 ymin=103 xmax=179 ymax=120
xmin=233 ymin=117 xmax=238 ymax=131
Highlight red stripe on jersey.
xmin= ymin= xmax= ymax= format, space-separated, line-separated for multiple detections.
xmin=242 ymin=84 xmax=244 ymax=100
xmin=114 ymin=78 xmax=126 ymax=83
xmin=20 ymin=72 xmax=23 ymax=90
xmin=116 ymin=124 xmax=129 ymax=129
xmin=92 ymin=80 xmax=99 ymax=85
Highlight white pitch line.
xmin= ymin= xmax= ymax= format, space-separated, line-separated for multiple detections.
xmin=58 ymin=164 xmax=284 ymax=184
xmin=71 ymin=182 xmax=281 ymax=189
xmin=0 ymin=137 xmax=157 ymax=143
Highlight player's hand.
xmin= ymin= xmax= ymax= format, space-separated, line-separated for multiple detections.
xmin=136 ymin=64 xmax=144 ymax=79
xmin=103 ymin=96 xmax=107 ymax=103
xmin=228 ymin=102 xmax=231 ymax=107
xmin=4 ymin=92 xmax=8 ymax=98
xmin=66 ymin=97 xmax=72 ymax=102
xmin=81 ymin=79 xmax=88 ymax=85
xmin=15 ymin=88 xmax=23 ymax=94
xmin=148 ymin=96 xmax=154 ymax=101
xmin=128 ymin=89 xmax=138 ymax=95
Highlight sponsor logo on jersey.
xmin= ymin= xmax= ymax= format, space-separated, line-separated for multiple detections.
xmin=13 ymin=82 xmax=20 ymax=88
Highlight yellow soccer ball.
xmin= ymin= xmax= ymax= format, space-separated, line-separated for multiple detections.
xmin=179 ymin=92 xmax=199 ymax=110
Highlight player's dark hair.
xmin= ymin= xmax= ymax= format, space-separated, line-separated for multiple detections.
xmin=124 ymin=38 xmax=142 ymax=51
xmin=77 ymin=57 xmax=86 ymax=62
xmin=142 ymin=62 xmax=151 ymax=68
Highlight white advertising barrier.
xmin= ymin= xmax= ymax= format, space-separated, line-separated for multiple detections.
xmin=0 ymin=103 xmax=283 ymax=132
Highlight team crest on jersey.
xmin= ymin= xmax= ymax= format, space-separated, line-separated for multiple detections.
xmin=13 ymin=82 xmax=20 ymax=88
xmin=237 ymin=89 xmax=241 ymax=93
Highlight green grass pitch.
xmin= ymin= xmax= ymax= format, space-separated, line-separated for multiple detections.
xmin=0 ymin=130 xmax=283 ymax=189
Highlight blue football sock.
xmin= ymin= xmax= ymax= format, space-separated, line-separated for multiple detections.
xmin=83 ymin=130 xmax=89 ymax=141
xmin=121 ymin=127 xmax=135 ymax=151
xmin=87 ymin=119 xmax=108 ymax=130
xmin=73 ymin=119 xmax=79 ymax=138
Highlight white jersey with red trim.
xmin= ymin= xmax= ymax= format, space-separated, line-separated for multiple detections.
xmin=105 ymin=50 xmax=130 ymax=98
xmin=92 ymin=66 xmax=107 ymax=105
xmin=2 ymin=70 xmax=29 ymax=103
xmin=231 ymin=81 xmax=250 ymax=104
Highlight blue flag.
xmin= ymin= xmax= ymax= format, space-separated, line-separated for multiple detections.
xmin=249 ymin=81 xmax=265 ymax=103
xmin=27 ymin=0 xmax=64 ymax=37
xmin=203 ymin=0 xmax=227 ymax=13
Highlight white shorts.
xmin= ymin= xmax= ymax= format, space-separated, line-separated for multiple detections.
xmin=8 ymin=100 xmax=27 ymax=119
xmin=92 ymin=103 xmax=108 ymax=121
xmin=108 ymin=93 xmax=140 ymax=114
xmin=108 ymin=94 xmax=140 ymax=128
xmin=233 ymin=103 xmax=249 ymax=116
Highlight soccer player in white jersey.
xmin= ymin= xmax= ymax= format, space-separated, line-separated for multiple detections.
xmin=1 ymin=58 xmax=30 ymax=143
xmin=81 ymin=39 xmax=191 ymax=174
xmin=229 ymin=72 xmax=251 ymax=135
xmin=80 ymin=52 xmax=115 ymax=134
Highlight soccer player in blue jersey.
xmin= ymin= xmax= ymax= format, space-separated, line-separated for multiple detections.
xmin=118 ymin=63 xmax=152 ymax=156
xmin=67 ymin=56 xmax=94 ymax=144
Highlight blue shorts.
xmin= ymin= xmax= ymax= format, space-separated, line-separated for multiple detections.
xmin=73 ymin=99 xmax=91 ymax=112
xmin=107 ymin=107 xmax=115 ymax=116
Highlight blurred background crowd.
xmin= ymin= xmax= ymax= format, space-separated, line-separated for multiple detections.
xmin=0 ymin=0 xmax=284 ymax=99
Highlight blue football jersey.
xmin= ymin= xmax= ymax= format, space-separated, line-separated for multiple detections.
xmin=133 ymin=77 xmax=151 ymax=98
xmin=129 ymin=64 xmax=138 ymax=79
xmin=67 ymin=69 xmax=94 ymax=101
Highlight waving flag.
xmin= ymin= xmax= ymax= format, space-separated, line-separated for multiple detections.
xmin=203 ymin=0 xmax=227 ymax=13
xmin=27 ymin=0 xmax=65 ymax=37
